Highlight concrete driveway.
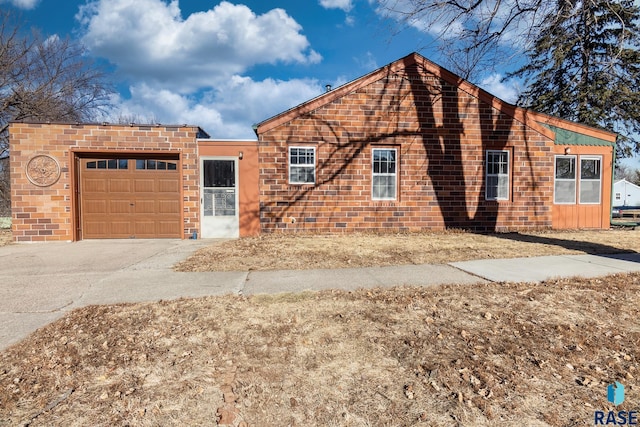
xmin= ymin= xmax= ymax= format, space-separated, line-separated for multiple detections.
xmin=0 ymin=239 xmax=241 ymax=351
xmin=0 ymin=239 xmax=484 ymax=351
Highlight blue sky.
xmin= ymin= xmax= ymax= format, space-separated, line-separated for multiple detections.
xmin=2 ymin=0 xmax=524 ymax=140
xmin=6 ymin=0 xmax=632 ymax=170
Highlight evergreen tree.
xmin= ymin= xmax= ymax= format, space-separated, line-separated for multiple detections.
xmin=510 ymin=0 xmax=640 ymax=156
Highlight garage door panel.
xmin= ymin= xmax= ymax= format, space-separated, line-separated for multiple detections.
xmin=158 ymin=179 xmax=179 ymax=193
xmin=157 ymin=221 xmax=181 ymax=236
xmin=80 ymin=157 xmax=181 ymax=239
xmin=84 ymin=179 xmax=107 ymax=192
xmin=84 ymin=221 xmax=108 ymax=237
xmin=110 ymin=221 xmax=133 ymax=237
xmin=110 ymin=200 xmax=132 ymax=214
xmin=109 ymin=178 xmax=132 ymax=193
xmin=134 ymin=200 xmax=156 ymax=214
xmin=134 ymin=221 xmax=155 ymax=237
xmin=84 ymin=200 xmax=107 ymax=214
xmin=158 ymin=200 xmax=180 ymax=214
xmin=134 ymin=179 xmax=155 ymax=192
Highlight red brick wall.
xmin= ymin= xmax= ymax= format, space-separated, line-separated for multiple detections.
xmin=9 ymin=123 xmax=200 ymax=242
xmin=258 ymin=66 xmax=555 ymax=233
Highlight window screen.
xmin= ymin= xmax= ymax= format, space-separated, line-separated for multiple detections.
xmin=485 ymin=150 xmax=509 ymax=200
xmin=579 ymin=157 xmax=601 ymax=204
xmin=289 ymin=147 xmax=315 ymax=184
xmin=554 ymin=156 xmax=576 ymax=204
xmin=372 ymin=148 xmax=397 ymax=200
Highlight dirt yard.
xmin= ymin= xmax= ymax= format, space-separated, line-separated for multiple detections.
xmin=2 ymin=229 xmax=640 ymax=426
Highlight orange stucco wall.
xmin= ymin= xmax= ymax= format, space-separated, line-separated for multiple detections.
xmin=198 ymin=140 xmax=260 ymax=237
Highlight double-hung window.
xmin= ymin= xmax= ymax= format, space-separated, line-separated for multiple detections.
xmin=485 ymin=150 xmax=509 ymax=200
xmin=289 ymin=147 xmax=315 ymax=184
xmin=372 ymin=148 xmax=397 ymax=200
xmin=579 ymin=157 xmax=601 ymax=204
xmin=554 ymin=155 xmax=577 ymax=204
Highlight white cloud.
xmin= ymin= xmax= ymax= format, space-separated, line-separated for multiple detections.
xmin=109 ymin=77 xmax=324 ymax=139
xmin=0 ymin=0 xmax=39 ymax=9
xmin=479 ymin=74 xmax=519 ymax=104
xmin=319 ymin=0 xmax=353 ymax=12
xmin=77 ymin=0 xmax=321 ymax=92
xmin=354 ymin=51 xmax=378 ymax=72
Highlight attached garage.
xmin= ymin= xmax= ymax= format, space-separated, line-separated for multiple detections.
xmin=78 ymin=156 xmax=181 ymax=239
xmin=9 ymin=123 xmax=203 ymax=242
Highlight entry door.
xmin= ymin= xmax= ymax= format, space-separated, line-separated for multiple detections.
xmin=201 ymin=158 xmax=239 ymax=238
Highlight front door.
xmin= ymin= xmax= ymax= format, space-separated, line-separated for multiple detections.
xmin=201 ymin=158 xmax=239 ymax=238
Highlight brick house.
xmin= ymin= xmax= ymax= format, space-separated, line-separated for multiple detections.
xmin=254 ymin=52 xmax=616 ymax=233
xmin=9 ymin=52 xmax=615 ymax=242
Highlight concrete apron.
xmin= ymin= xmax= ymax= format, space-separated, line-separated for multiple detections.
xmin=0 ymin=239 xmax=232 ymax=351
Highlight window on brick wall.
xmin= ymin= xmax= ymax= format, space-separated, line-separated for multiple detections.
xmin=485 ymin=150 xmax=509 ymax=200
xmin=554 ymin=155 xmax=577 ymax=204
xmin=289 ymin=147 xmax=315 ymax=184
xmin=372 ymin=148 xmax=397 ymax=200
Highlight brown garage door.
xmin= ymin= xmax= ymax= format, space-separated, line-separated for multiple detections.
xmin=80 ymin=158 xmax=181 ymax=238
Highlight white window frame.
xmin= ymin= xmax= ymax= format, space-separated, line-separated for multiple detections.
xmin=579 ymin=156 xmax=602 ymax=204
xmin=485 ymin=150 xmax=510 ymax=201
xmin=372 ymin=148 xmax=397 ymax=201
xmin=288 ymin=146 xmax=316 ymax=185
xmin=554 ymin=155 xmax=577 ymax=204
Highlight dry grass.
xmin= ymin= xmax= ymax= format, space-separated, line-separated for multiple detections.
xmin=1 ymin=273 xmax=639 ymax=426
xmin=0 ymin=228 xmax=11 ymax=246
xmin=3 ymin=228 xmax=640 ymax=425
xmin=176 ymin=228 xmax=640 ymax=272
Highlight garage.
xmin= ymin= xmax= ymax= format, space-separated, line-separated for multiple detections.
xmin=79 ymin=156 xmax=181 ymax=239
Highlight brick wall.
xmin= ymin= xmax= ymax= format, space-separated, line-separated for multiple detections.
xmin=9 ymin=123 xmax=200 ymax=242
xmin=257 ymin=65 xmax=555 ymax=233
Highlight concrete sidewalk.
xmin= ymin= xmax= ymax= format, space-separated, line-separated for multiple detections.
xmin=451 ymin=252 xmax=640 ymax=282
xmin=1 ymin=239 xmax=640 ymax=351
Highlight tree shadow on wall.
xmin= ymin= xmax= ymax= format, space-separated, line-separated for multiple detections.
xmin=266 ymin=55 xmax=546 ymax=233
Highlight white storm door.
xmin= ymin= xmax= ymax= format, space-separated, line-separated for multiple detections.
xmin=201 ymin=158 xmax=239 ymax=238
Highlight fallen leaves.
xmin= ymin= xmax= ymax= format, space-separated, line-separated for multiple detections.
xmin=175 ymin=229 xmax=640 ymax=272
xmin=1 ymin=273 xmax=640 ymax=425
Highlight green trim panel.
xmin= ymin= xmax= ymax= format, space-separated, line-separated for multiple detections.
xmin=542 ymin=124 xmax=615 ymax=146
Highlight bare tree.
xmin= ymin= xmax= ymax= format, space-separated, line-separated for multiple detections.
xmin=0 ymin=12 xmax=114 ymax=151
xmin=375 ymin=0 xmax=551 ymax=79
xmin=0 ymin=12 xmax=114 ymax=216
xmin=112 ymin=113 xmax=159 ymax=125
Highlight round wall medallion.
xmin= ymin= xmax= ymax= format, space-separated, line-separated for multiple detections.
xmin=26 ymin=155 xmax=61 ymax=187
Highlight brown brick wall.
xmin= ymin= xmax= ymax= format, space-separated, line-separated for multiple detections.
xmin=258 ymin=67 xmax=555 ymax=233
xmin=9 ymin=123 xmax=200 ymax=242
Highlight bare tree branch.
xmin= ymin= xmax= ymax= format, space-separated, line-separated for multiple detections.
xmin=0 ymin=12 xmax=114 ymax=151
